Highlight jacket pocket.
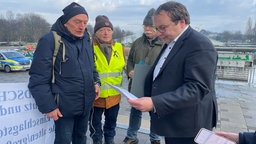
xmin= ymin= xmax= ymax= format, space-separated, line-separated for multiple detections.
xmin=58 ymin=92 xmax=84 ymax=117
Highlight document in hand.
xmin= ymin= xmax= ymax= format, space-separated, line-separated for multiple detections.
xmin=106 ymin=83 xmax=138 ymax=100
xmin=194 ymin=128 xmax=236 ymax=144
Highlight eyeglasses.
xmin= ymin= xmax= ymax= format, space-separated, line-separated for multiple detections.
xmin=154 ymin=23 xmax=172 ymax=33
xmin=143 ymin=25 xmax=157 ymax=32
xmin=96 ymin=28 xmax=113 ymax=34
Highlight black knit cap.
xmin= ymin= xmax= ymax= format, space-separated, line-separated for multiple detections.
xmin=143 ymin=8 xmax=155 ymax=26
xmin=94 ymin=15 xmax=113 ymax=33
xmin=62 ymin=2 xmax=88 ymax=24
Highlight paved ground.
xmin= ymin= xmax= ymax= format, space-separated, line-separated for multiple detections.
xmin=1 ymin=71 xmax=256 ymax=144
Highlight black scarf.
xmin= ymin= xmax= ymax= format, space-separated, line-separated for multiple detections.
xmin=94 ymin=37 xmax=113 ymax=63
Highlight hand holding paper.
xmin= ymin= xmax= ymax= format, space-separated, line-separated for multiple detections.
xmin=104 ymin=82 xmax=154 ymax=112
xmin=127 ymin=97 xmax=154 ymax=112
xmin=194 ymin=128 xmax=236 ymax=144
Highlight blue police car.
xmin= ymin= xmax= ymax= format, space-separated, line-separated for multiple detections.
xmin=0 ymin=50 xmax=31 ymax=72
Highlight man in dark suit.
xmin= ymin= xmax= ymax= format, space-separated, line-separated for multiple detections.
xmin=128 ymin=1 xmax=218 ymax=144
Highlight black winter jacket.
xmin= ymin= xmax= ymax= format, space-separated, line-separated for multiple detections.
xmin=28 ymin=17 xmax=99 ymax=117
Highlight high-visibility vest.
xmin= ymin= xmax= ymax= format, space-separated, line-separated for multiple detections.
xmin=94 ymin=42 xmax=125 ymax=98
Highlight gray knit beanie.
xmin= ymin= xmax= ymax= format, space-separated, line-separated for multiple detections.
xmin=94 ymin=15 xmax=113 ymax=33
xmin=143 ymin=8 xmax=155 ymax=26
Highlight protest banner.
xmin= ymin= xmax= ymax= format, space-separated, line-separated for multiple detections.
xmin=0 ymin=83 xmax=54 ymax=144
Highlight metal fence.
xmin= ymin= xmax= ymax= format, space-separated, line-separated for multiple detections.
xmin=248 ymin=66 xmax=256 ymax=87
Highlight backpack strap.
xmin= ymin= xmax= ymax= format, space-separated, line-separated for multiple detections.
xmin=51 ymin=31 xmax=66 ymax=84
xmin=51 ymin=31 xmax=90 ymax=84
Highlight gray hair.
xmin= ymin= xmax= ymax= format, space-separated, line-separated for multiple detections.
xmin=155 ymin=1 xmax=190 ymax=25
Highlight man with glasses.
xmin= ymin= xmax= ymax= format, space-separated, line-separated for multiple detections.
xmin=28 ymin=2 xmax=100 ymax=144
xmin=128 ymin=1 xmax=218 ymax=144
xmin=89 ymin=15 xmax=126 ymax=144
xmin=123 ymin=8 xmax=163 ymax=144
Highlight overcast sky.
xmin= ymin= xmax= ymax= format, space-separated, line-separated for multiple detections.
xmin=0 ymin=0 xmax=255 ymax=34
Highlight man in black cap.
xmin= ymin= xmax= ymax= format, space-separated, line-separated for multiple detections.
xmin=123 ymin=8 xmax=163 ymax=144
xmin=28 ymin=2 xmax=100 ymax=144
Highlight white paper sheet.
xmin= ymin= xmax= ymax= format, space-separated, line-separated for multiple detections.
xmin=106 ymin=83 xmax=138 ymax=100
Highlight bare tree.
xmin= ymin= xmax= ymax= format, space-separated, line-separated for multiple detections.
xmin=17 ymin=13 xmax=50 ymax=42
xmin=221 ymin=31 xmax=232 ymax=43
xmin=232 ymin=31 xmax=243 ymax=41
xmin=113 ymin=26 xmax=123 ymax=42
xmin=0 ymin=11 xmax=50 ymax=43
xmin=0 ymin=17 xmax=8 ymax=41
xmin=245 ymin=17 xmax=254 ymax=42
xmin=252 ymin=23 xmax=256 ymax=43
xmin=4 ymin=11 xmax=17 ymax=43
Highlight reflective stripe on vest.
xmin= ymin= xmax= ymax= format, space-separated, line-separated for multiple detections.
xmin=100 ymin=83 xmax=122 ymax=90
xmin=94 ymin=42 xmax=125 ymax=98
xmin=99 ymin=72 xmax=122 ymax=78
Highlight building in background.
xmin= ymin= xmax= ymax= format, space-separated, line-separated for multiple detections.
xmin=215 ymin=46 xmax=256 ymax=83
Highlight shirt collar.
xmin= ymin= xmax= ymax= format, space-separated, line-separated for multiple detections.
xmin=168 ymin=25 xmax=189 ymax=46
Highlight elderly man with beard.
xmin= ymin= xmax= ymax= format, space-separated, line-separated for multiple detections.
xmin=123 ymin=8 xmax=164 ymax=144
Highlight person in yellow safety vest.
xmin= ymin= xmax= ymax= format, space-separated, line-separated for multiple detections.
xmin=89 ymin=15 xmax=126 ymax=144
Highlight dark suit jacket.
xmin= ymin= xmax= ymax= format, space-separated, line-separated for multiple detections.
xmin=144 ymin=26 xmax=218 ymax=137
xmin=239 ymin=132 xmax=256 ymax=144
